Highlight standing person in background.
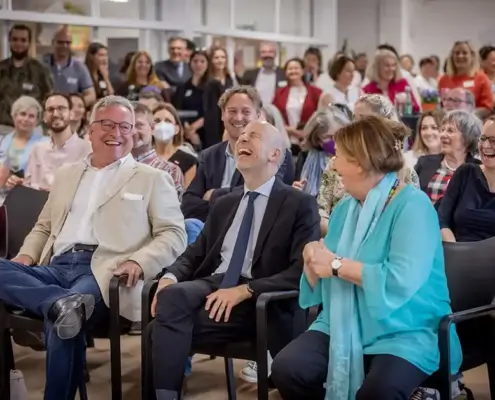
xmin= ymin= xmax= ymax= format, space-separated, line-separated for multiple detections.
xmin=0 ymin=24 xmax=52 ymax=134
xmin=203 ymin=46 xmax=235 ymax=149
xmin=85 ymin=42 xmax=114 ymax=100
xmin=183 ymin=39 xmax=196 ymax=63
xmin=273 ymin=58 xmax=323 ymax=155
xmin=303 ymin=47 xmax=322 ymax=84
xmin=438 ymin=41 xmax=493 ymax=118
xmin=115 ymin=51 xmax=170 ymax=102
xmin=241 ymin=42 xmax=286 ymax=107
xmin=155 ymin=37 xmax=192 ymax=92
xmin=173 ymin=50 xmax=210 ymax=150
xmin=414 ymin=58 xmax=438 ymax=93
xmin=354 ymin=53 xmax=368 ymax=83
xmin=43 ymin=25 xmax=96 ymax=107
xmin=399 ymin=54 xmax=416 ymax=76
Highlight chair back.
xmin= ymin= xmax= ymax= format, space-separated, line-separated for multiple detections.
xmin=3 ymin=186 xmax=49 ymax=258
xmin=443 ymin=237 xmax=495 ymax=312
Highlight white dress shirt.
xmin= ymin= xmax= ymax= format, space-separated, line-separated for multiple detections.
xmin=164 ymin=176 xmax=275 ymax=283
xmin=255 ymin=68 xmax=277 ymax=106
xmin=52 ymin=153 xmax=133 ymax=257
xmin=221 ymin=143 xmax=236 ymax=188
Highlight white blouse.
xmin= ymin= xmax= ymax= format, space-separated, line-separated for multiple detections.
xmin=286 ymin=86 xmax=307 ymax=128
xmin=327 ymin=85 xmax=361 ymax=111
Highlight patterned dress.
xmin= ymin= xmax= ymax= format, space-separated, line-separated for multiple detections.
xmin=317 ymin=158 xmax=420 ymax=219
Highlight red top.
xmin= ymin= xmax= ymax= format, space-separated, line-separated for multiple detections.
xmin=273 ymin=84 xmax=322 ymax=126
xmin=363 ymin=78 xmax=420 ymax=113
xmin=438 ymin=71 xmax=493 ymax=110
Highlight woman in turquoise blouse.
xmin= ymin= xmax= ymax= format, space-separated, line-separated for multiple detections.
xmin=271 ymin=115 xmax=462 ymax=400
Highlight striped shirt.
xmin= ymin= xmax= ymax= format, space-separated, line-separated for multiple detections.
xmin=135 ymin=149 xmax=184 ymax=201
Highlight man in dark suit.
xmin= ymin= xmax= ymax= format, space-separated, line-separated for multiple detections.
xmin=155 ymin=37 xmax=192 ymax=92
xmin=149 ymin=120 xmax=320 ymax=400
xmin=241 ymin=42 xmax=286 ymax=106
xmin=181 ymin=85 xmax=294 ymax=222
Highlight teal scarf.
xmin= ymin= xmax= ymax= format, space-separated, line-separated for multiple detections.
xmin=325 ymin=172 xmax=398 ymax=399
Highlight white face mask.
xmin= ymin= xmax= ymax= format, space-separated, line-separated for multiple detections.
xmin=153 ymin=122 xmax=176 ymax=142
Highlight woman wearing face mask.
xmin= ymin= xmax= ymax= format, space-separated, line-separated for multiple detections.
xmin=152 ymin=103 xmax=197 ymax=188
xmin=403 ymin=110 xmax=444 ymax=169
xmin=293 ymin=105 xmax=351 ymax=198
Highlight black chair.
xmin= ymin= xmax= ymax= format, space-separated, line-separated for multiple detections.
xmin=430 ymin=237 xmax=495 ymax=398
xmin=0 ymin=186 xmax=130 ymax=400
xmin=141 ymin=279 xmax=300 ymax=400
xmin=0 ymin=186 xmax=49 ymax=259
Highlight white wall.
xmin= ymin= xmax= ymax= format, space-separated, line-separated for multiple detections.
xmin=337 ymin=0 xmax=495 ymax=62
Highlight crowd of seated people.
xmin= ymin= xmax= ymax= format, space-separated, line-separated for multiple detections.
xmin=1 ymin=20 xmax=495 ymax=400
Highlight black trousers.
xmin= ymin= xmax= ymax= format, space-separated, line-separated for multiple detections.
xmin=271 ymin=330 xmax=429 ymax=400
xmin=150 ymin=275 xmax=257 ymax=392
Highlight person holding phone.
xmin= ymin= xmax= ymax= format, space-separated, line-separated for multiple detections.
xmin=0 ymin=95 xmax=46 ymax=203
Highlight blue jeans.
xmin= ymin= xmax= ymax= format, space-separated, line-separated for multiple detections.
xmin=0 ymin=251 xmax=105 ymax=400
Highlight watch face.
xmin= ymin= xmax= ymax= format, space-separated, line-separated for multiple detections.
xmin=331 ymin=258 xmax=342 ymax=269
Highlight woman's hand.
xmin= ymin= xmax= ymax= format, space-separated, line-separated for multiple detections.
xmin=304 ymin=240 xmax=335 ymax=279
xmin=6 ymin=175 xmax=23 ymax=190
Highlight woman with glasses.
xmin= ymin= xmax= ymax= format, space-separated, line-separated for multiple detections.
xmin=438 ymin=116 xmax=495 ymax=242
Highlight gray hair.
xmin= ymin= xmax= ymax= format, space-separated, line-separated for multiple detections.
xmin=356 ymin=94 xmax=400 ymax=122
xmin=442 ymin=110 xmax=481 ymax=154
xmin=303 ymin=105 xmax=352 ymax=149
xmin=262 ymin=104 xmax=290 ymax=149
xmin=11 ymin=95 xmax=42 ymax=121
xmin=89 ymin=95 xmax=135 ymax=125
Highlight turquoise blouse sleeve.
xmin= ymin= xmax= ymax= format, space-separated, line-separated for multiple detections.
xmin=299 ymin=273 xmax=323 ymax=309
xmin=361 ymin=191 xmax=440 ymax=321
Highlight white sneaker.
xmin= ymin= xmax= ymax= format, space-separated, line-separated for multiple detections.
xmin=239 ymin=353 xmax=273 ymax=384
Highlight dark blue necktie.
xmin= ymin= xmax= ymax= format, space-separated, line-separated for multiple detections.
xmin=220 ymin=191 xmax=260 ymax=288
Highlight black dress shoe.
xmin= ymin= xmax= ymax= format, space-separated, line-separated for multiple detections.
xmin=48 ymin=294 xmax=95 ymax=340
xmin=128 ymin=321 xmax=142 ymax=336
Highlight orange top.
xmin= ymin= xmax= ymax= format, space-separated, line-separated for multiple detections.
xmin=438 ymin=71 xmax=493 ymax=110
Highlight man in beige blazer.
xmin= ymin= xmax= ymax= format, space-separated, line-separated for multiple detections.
xmin=0 ymin=95 xmax=187 ymax=400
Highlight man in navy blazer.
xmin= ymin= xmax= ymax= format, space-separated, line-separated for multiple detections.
xmin=181 ymin=85 xmax=294 ymax=221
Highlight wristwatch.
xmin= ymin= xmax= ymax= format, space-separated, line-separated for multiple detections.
xmin=331 ymin=256 xmax=343 ymax=277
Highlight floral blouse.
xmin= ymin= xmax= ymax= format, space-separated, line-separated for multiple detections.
xmin=317 ymin=158 xmax=421 ymax=219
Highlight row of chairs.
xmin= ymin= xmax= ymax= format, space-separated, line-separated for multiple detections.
xmin=0 ymin=185 xmax=495 ymax=399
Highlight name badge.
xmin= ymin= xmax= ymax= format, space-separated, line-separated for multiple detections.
xmin=22 ymin=83 xmax=33 ymax=91
xmin=463 ymin=80 xmax=475 ymax=88
xmin=185 ymin=89 xmax=192 ymax=97
xmin=278 ymin=80 xmax=288 ymax=87
xmin=67 ymin=77 xmax=78 ymax=85
xmin=99 ymin=80 xmax=107 ymax=89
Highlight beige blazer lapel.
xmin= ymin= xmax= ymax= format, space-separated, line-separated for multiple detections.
xmin=55 ymin=163 xmax=86 ymax=236
xmin=95 ymin=160 xmax=138 ymax=209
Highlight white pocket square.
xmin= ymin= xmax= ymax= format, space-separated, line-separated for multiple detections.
xmin=122 ymin=192 xmax=143 ymax=201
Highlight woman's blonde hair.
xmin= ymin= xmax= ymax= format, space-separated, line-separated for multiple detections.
xmin=366 ymin=49 xmax=403 ymax=83
xmin=126 ymin=51 xmax=165 ymax=89
xmin=11 ymin=95 xmax=42 ymax=121
xmin=152 ymin=102 xmax=184 ymax=146
xmin=334 ymin=115 xmax=406 ymax=174
xmin=412 ymin=110 xmax=445 ymax=154
xmin=445 ymin=41 xmax=479 ymax=77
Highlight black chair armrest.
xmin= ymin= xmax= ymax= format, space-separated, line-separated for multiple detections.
xmin=108 ymin=275 xmax=129 ymax=333
xmin=142 ymin=279 xmax=159 ymax=330
xmin=437 ymin=302 xmax=495 ymax=399
xmin=255 ymin=290 xmax=299 ymax=383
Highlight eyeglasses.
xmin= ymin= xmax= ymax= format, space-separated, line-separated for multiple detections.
xmin=480 ymin=135 xmax=495 ymax=146
xmin=91 ymin=119 xmax=134 ymax=135
xmin=45 ymin=106 xmax=69 ymax=114
xmin=443 ymin=97 xmax=467 ymax=105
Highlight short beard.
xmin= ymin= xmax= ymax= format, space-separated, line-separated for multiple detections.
xmin=49 ymin=123 xmax=70 ymax=134
xmin=10 ymin=50 xmax=28 ymax=60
